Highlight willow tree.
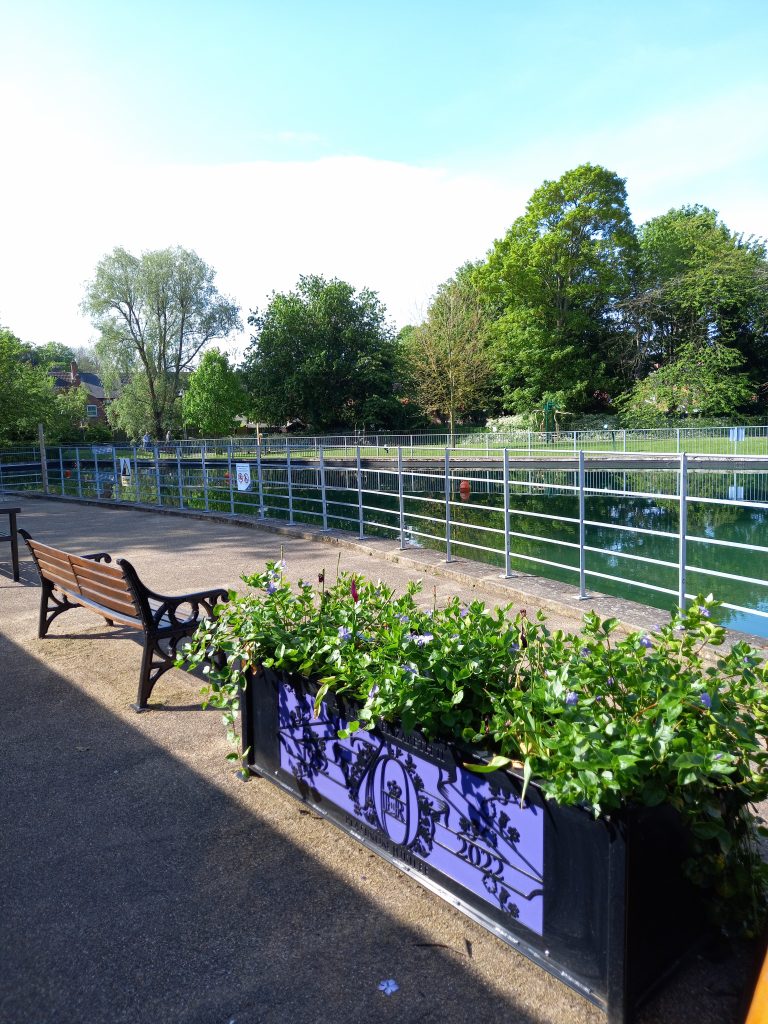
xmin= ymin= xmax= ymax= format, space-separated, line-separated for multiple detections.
xmin=83 ymin=246 xmax=241 ymax=438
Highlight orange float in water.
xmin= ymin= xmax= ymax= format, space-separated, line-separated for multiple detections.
xmin=64 ymin=470 xmax=71 ymax=478
xmin=459 ymin=479 xmax=471 ymax=501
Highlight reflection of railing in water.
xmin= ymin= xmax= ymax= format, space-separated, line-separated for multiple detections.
xmin=4 ymin=443 xmax=768 ymax=636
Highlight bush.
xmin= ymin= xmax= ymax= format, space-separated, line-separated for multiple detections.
xmin=184 ymin=565 xmax=768 ymax=937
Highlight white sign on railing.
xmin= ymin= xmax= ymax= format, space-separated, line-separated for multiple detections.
xmin=236 ymin=462 xmax=252 ymax=491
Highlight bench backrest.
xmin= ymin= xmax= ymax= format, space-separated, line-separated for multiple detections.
xmin=25 ymin=537 xmax=141 ymax=622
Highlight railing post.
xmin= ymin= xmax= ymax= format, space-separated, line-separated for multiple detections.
xmin=93 ymin=448 xmax=101 ymax=499
xmin=356 ymin=445 xmax=364 ymax=539
xmin=501 ymin=448 xmax=513 ymax=578
xmin=111 ymin=448 xmax=119 ymax=500
xmin=578 ymin=450 xmax=588 ymax=599
xmin=678 ymin=452 xmax=688 ymax=610
xmin=38 ymin=423 xmax=49 ymax=494
xmin=622 ymin=430 xmax=627 ymax=452
xmin=256 ymin=443 xmax=266 ymax=518
xmin=398 ymin=447 xmax=406 ymax=548
xmin=154 ymin=444 xmax=162 ymax=505
xmin=175 ymin=444 xmax=184 ymax=508
xmin=227 ymin=444 xmax=235 ymax=514
xmin=528 ymin=430 xmax=532 ymax=456
xmin=202 ymin=442 xmax=209 ymax=511
xmin=59 ymin=448 xmax=65 ymax=495
xmin=76 ymin=448 xmax=83 ymax=497
xmin=676 ymin=428 xmax=681 ymax=454
xmin=444 ymin=448 xmax=453 ymax=562
xmin=287 ymin=446 xmax=295 ymax=525
xmin=132 ymin=446 xmax=140 ymax=503
xmin=319 ymin=444 xmax=328 ymax=530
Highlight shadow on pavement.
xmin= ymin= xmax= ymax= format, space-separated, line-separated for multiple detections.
xmin=0 ymin=632 xmax=558 ymax=1024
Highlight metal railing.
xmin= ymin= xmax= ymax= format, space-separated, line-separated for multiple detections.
xmin=3 ymin=440 xmax=768 ymax=636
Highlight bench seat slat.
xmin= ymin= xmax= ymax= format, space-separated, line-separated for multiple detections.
xmin=28 ymin=540 xmax=126 ymax=581
xmin=72 ymin=564 xmax=136 ymax=603
xmin=63 ymin=591 xmax=143 ymax=629
xmin=73 ymin=581 xmax=139 ymax=619
xmin=36 ymin=562 xmax=81 ymax=594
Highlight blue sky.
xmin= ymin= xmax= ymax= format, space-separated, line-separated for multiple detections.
xmin=1 ymin=0 xmax=767 ymax=349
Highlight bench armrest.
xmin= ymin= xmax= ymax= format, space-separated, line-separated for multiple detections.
xmin=144 ymin=585 xmax=228 ymax=606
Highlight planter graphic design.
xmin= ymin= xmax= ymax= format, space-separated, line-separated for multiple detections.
xmin=242 ymin=668 xmax=707 ymax=1024
xmin=278 ymin=682 xmax=545 ymax=935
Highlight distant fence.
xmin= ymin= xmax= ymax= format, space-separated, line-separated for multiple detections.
xmin=3 ymin=438 xmax=768 ymax=637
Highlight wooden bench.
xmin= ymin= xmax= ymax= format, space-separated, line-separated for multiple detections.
xmin=19 ymin=530 xmax=228 ymax=711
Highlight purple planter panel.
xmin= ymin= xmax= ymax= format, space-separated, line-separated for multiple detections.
xmin=278 ymin=682 xmax=545 ymax=936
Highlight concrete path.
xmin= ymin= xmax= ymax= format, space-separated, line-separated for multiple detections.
xmin=0 ymin=497 xmax=762 ymax=1024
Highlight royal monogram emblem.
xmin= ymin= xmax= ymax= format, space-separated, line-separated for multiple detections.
xmin=278 ymin=683 xmax=545 ymax=935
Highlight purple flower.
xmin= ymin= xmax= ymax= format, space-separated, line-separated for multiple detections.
xmin=450 ymin=634 xmax=460 ymax=641
xmin=396 ymin=614 xmax=410 ymax=624
xmin=401 ymin=665 xmax=417 ymax=676
xmin=415 ymin=633 xmax=433 ymax=647
xmin=565 ymin=691 xmax=579 ymax=706
xmin=606 ymin=676 xmax=615 ymax=686
xmin=699 ymin=692 xmax=712 ymax=709
xmin=368 ymin=683 xmax=379 ymax=698
xmin=580 ymin=647 xmax=590 ymax=658
xmin=509 ymin=642 xmax=520 ymax=652
xmin=697 ymin=606 xmax=711 ymax=618
xmin=338 ymin=626 xmax=352 ymax=642
xmin=713 ymin=752 xmax=723 ymax=761
xmin=378 ymin=979 xmax=399 ymax=996
xmin=460 ymin=606 xmax=469 ymax=618
xmin=350 ymin=579 xmax=359 ymax=603
xmin=265 ymin=581 xmax=277 ymax=595
xmin=640 ymin=636 xmax=653 ymax=649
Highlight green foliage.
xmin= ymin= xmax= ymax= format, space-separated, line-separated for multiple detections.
xmin=182 ymin=349 xmax=248 ymax=437
xmin=0 ymin=329 xmax=93 ymax=442
xmin=628 ymin=206 xmax=768 ymax=378
xmin=184 ymin=570 xmax=768 ymax=937
xmin=477 ymin=164 xmax=639 ymax=413
xmin=83 ymin=246 xmax=241 ymax=438
xmin=403 ymin=276 xmax=495 ymax=436
xmin=242 ymin=275 xmax=404 ymax=431
xmin=105 ymin=370 xmax=178 ymax=440
xmin=618 ymin=342 xmax=755 ymax=426
xmin=19 ymin=341 xmax=77 ymax=368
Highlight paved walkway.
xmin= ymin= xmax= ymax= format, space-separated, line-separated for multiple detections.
xmin=0 ymin=497 xmax=762 ymax=1024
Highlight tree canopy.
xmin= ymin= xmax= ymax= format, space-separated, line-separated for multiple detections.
xmin=182 ymin=349 xmax=248 ymax=437
xmin=0 ymin=328 xmax=88 ymax=443
xmin=403 ymin=275 xmax=494 ymax=437
xmin=83 ymin=246 xmax=241 ymax=437
xmin=242 ymin=274 xmax=403 ymax=431
xmin=477 ymin=163 xmax=639 ymax=414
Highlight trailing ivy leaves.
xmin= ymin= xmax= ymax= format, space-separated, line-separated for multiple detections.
xmin=181 ymin=564 xmax=768 ymax=938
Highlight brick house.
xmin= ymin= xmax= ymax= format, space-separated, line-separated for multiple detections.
xmin=50 ymin=361 xmax=108 ymax=422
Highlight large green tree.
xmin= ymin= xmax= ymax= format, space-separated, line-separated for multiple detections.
xmin=625 ymin=205 xmax=768 ymax=381
xmin=242 ymin=275 xmax=403 ymax=430
xmin=477 ymin=163 xmax=639 ymax=413
xmin=0 ymin=328 xmax=88 ymax=442
xmin=83 ymin=246 xmax=241 ymax=437
xmin=403 ymin=275 xmax=494 ymax=439
xmin=182 ymin=349 xmax=248 ymax=437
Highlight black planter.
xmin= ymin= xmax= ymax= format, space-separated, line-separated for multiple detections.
xmin=241 ymin=667 xmax=707 ymax=1024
